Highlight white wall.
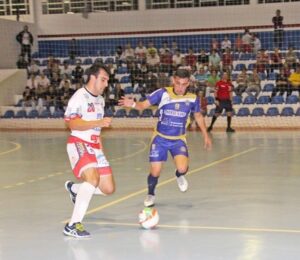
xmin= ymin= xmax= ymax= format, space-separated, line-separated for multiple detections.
xmin=33 ymin=1 xmax=300 ymax=36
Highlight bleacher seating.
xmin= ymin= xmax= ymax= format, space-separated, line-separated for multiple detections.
xmin=127 ymin=109 xmax=140 ymax=118
xmin=114 ymin=108 xmax=127 ymax=118
xmin=286 ymin=95 xmax=299 ymax=104
xmin=251 ymin=107 xmax=264 ymax=117
xmin=266 ymin=107 xmax=279 ymax=116
xmin=257 ymin=96 xmax=270 ymax=105
xmin=280 ymin=107 xmax=294 ymax=117
xmin=140 ymin=109 xmax=154 ymax=118
xmin=27 ymin=109 xmax=39 ymax=118
xmin=271 ymin=95 xmax=284 ymax=104
xmin=39 ymin=109 xmax=51 ymax=118
xmin=236 ymin=107 xmax=250 ymax=117
xmin=2 ymin=110 xmax=15 ymax=118
xmin=15 ymin=110 xmax=27 ymax=118
xmin=243 ymin=95 xmax=256 ymax=105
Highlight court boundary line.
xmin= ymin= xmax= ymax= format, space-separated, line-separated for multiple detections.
xmin=0 ymin=141 xmax=21 ymax=156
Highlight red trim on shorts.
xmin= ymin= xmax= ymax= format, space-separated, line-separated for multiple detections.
xmin=98 ymin=166 xmax=112 ymax=176
xmin=68 ymin=136 xmax=101 ymax=149
xmin=73 ymin=155 xmax=96 ymax=179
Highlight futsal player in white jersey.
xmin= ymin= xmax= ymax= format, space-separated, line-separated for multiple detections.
xmin=63 ymin=64 xmax=115 ymax=238
xmin=119 ymin=69 xmax=212 ymax=207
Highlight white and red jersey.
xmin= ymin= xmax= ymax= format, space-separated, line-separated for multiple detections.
xmin=64 ymin=87 xmax=105 ymax=144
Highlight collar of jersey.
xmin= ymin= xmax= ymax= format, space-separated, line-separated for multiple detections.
xmin=165 ymin=87 xmax=195 ymax=99
xmin=84 ymin=87 xmax=98 ymax=97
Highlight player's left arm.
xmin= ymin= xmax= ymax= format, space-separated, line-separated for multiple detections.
xmin=118 ymin=96 xmax=151 ymax=110
xmin=194 ymin=112 xmax=212 ymax=149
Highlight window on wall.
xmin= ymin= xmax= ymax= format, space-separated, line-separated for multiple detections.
xmin=42 ymin=0 xmax=138 ymax=14
xmin=0 ymin=0 xmax=30 ymax=16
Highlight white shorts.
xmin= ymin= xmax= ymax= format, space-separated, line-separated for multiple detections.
xmin=67 ymin=136 xmax=112 ymax=179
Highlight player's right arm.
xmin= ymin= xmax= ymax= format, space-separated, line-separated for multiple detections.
xmin=66 ymin=117 xmax=112 ymax=131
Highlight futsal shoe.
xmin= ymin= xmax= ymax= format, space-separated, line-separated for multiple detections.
xmin=144 ymin=195 xmax=155 ymax=207
xmin=177 ymin=175 xmax=188 ymax=192
xmin=226 ymin=127 xmax=235 ymax=133
xmin=65 ymin=181 xmax=77 ymax=204
xmin=63 ymin=222 xmax=90 ymax=238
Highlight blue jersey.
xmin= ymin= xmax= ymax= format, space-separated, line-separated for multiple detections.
xmin=147 ymin=87 xmax=200 ymax=140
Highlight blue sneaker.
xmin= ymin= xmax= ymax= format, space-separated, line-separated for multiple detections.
xmin=63 ymin=222 xmax=90 ymax=238
xmin=65 ymin=181 xmax=76 ymax=204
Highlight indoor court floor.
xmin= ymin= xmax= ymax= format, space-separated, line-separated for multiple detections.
xmin=1 ymin=129 xmax=300 ymax=260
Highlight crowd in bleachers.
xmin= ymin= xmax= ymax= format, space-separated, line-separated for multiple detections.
xmin=5 ymin=29 xmax=300 ymax=119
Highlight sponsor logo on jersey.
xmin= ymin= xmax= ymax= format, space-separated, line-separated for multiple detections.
xmin=175 ymin=103 xmax=180 ymax=110
xmin=87 ymin=103 xmax=95 ymax=112
xmin=164 ymin=109 xmax=186 ymax=117
xmin=75 ymin=142 xmax=86 ymax=157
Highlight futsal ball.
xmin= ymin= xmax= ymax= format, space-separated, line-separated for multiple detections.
xmin=138 ymin=207 xmax=159 ymax=229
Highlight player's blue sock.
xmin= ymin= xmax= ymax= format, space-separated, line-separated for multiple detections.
xmin=147 ymin=174 xmax=158 ymax=195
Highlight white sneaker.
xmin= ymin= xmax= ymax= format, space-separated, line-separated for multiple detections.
xmin=177 ymin=175 xmax=188 ymax=192
xmin=144 ymin=195 xmax=155 ymax=207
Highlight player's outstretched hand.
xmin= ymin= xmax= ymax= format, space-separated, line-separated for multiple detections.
xmin=203 ymin=135 xmax=212 ymax=150
xmin=99 ymin=117 xmax=112 ymax=128
xmin=118 ymin=96 xmax=135 ymax=108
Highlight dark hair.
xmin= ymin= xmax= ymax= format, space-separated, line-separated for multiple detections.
xmin=87 ymin=63 xmax=110 ymax=79
xmin=174 ymin=69 xmax=190 ymax=79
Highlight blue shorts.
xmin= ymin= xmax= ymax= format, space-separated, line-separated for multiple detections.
xmin=149 ymin=135 xmax=189 ymax=162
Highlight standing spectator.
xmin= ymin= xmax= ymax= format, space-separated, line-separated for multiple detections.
xmin=69 ymin=38 xmax=78 ymax=60
xmin=221 ymin=35 xmax=232 ymax=53
xmin=207 ymin=72 xmax=235 ymax=133
xmin=272 ymin=9 xmax=284 ymax=49
xmin=16 ymin=54 xmax=28 ymax=69
xmin=16 ymin=25 xmax=33 ymax=63
xmin=242 ymin=28 xmax=252 ymax=53
xmin=252 ymin=34 xmax=262 ymax=54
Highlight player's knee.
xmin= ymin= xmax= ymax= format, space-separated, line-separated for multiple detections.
xmin=176 ymin=167 xmax=188 ymax=175
xmin=101 ymin=185 xmax=115 ymax=195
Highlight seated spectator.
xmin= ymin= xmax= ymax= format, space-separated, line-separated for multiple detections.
xmin=221 ymin=35 xmax=232 ymax=53
xmin=271 ymin=68 xmax=288 ymax=97
xmin=72 ymin=62 xmax=84 ymax=84
xmin=160 ymin=49 xmax=173 ymax=74
xmin=288 ymin=66 xmax=300 ymax=96
xmin=251 ymin=34 xmax=261 ymax=54
xmin=128 ymin=61 xmax=143 ymax=86
xmin=207 ymin=70 xmax=220 ymax=94
xmin=285 ymin=47 xmax=298 ymax=70
xmin=210 ymin=36 xmax=219 ymax=52
xmin=121 ymin=43 xmax=135 ymax=64
xmin=144 ymin=71 xmax=158 ymax=93
xmin=147 ymin=41 xmax=158 ymax=57
xmin=194 ymin=66 xmax=209 ymax=89
xmin=246 ymin=68 xmax=261 ymax=98
xmin=172 ymin=49 xmax=183 ymax=70
xmin=27 ymin=60 xmax=40 ymax=77
xmin=234 ymin=34 xmax=243 ymax=56
xmin=242 ymin=28 xmax=252 ymax=53
xmin=209 ymin=49 xmax=221 ymax=72
xmin=235 ymin=68 xmax=249 ymax=96
xmin=170 ymin=40 xmax=179 ymax=54
xmin=36 ymin=72 xmax=50 ymax=89
xmin=157 ymin=72 xmax=170 ymax=89
xmin=146 ymin=49 xmax=160 ymax=73
xmin=107 ymin=83 xmax=125 ymax=109
xmin=50 ymin=72 xmax=61 ymax=88
xmin=221 ymin=48 xmax=233 ymax=72
xmin=197 ymin=49 xmax=209 ymax=70
xmin=115 ymin=46 xmax=123 ymax=66
xmin=26 ymin=74 xmax=38 ymax=89
xmin=135 ymin=41 xmax=147 ymax=63
xmin=270 ymin=47 xmax=283 ymax=72
xmin=59 ymin=74 xmax=72 ymax=89
xmin=60 ymin=61 xmax=72 ymax=78
xmin=16 ymin=54 xmax=28 ymax=69
xmin=159 ymin=41 xmax=170 ymax=55
xmin=185 ymin=48 xmax=197 ymax=70
xmin=256 ymin=49 xmax=270 ymax=76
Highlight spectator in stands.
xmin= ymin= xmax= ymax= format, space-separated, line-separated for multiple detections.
xmin=51 ymin=62 xmax=61 ymax=78
xmin=146 ymin=49 xmax=160 ymax=73
xmin=26 ymin=74 xmax=38 ymax=89
xmin=207 ymin=69 xmax=220 ymax=94
xmin=159 ymin=41 xmax=170 ymax=55
xmin=16 ymin=25 xmax=33 ymax=63
xmin=110 ymin=83 xmax=125 ymax=108
xmin=256 ymin=49 xmax=270 ymax=76
xmin=194 ymin=66 xmax=209 ymax=89
xmin=221 ymin=48 xmax=233 ymax=73
xmin=147 ymin=41 xmax=158 ymax=56
xmin=27 ymin=60 xmax=40 ymax=77
xmin=140 ymin=61 xmax=149 ymax=79
xmin=144 ymin=71 xmax=158 ymax=93
xmin=172 ymin=49 xmax=183 ymax=69
xmin=135 ymin=41 xmax=147 ymax=63
xmin=170 ymin=41 xmax=179 ymax=54
xmin=197 ymin=49 xmax=209 ymax=70
xmin=209 ymin=49 xmax=221 ymax=72
xmin=252 ymin=34 xmax=261 ymax=54
xmin=271 ymin=68 xmax=288 ymax=98
xmin=68 ymin=38 xmax=78 ymax=60
xmin=160 ymin=49 xmax=173 ymax=74
xmin=242 ymin=28 xmax=252 ymax=53
xmin=59 ymin=74 xmax=72 ymax=89
xmin=285 ymin=47 xmax=298 ymax=70
xmin=207 ymin=71 xmax=235 ymax=133
xmin=59 ymin=61 xmax=71 ymax=78
xmin=270 ymin=47 xmax=283 ymax=72
xmin=51 ymin=72 xmax=61 ymax=88
xmin=246 ymin=68 xmax=261 ymax=98
xmin=235 ymin=67 xmax=248 ymax=96
xmin=121 ymin=43 xmax=135 ymax=64
xmin=185 ymin=48 xmax=197 ymax=70
xmin=157 ymin=72 xmax=171 ymax=89
xmin=115 ymin=46 xmax=123 ymax=66
xmin=221 ymin=35 xmax=232 ymax=53
xmin=234 ymin=34 xmax=243 ymax=57
xmin=210 ymin=36 xmax=219 ymax=52
xmin=16 ymin=54 xmax=28 ymax=69
xmin=128 ymin=61 xmax=143 ymax=87
xmin=37 ymin=72 xmax=50 ymax=89
xmin=288 ymin=66 xmax=300 ymax=96
xmin=72 ymin=62 xmax=84 ymax=84
xmin=272 ymin=9 xmax=284 ymax=49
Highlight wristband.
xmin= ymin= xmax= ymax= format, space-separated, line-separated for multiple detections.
xmin=131 ymin=102 xmax=136 ymax=108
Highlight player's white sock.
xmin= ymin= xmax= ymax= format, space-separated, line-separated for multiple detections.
xmin=69 ymin=182 xmax=95 ymax=226
xmin=71 ymin=183 xmax=105 ymax=195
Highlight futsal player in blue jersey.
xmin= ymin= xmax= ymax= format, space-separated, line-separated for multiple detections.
xmin=119 ymin=69 xmax=212 ymax=207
